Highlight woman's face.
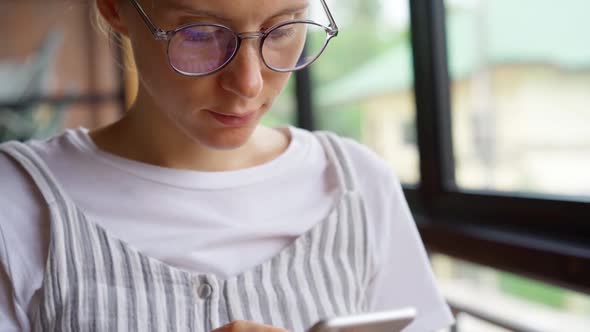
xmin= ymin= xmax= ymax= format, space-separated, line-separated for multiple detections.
xmin=118 ymin=0 xmax=309 ymax=150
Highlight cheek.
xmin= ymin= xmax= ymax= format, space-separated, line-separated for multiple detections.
xmin=130 ymin=40 xmax=179 ymax=98
xmin=264 ymin=71 xmax=292 ymax=96
xmin=130 ymin=39 xmax=214 ymax=108
xmin=128 ymin=27 xmax=169 ymax=75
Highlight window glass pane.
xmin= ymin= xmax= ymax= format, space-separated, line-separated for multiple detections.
xmin=432 ymin=254 xmax=590 ymax=332
xmin=446 ymin=0 xmax=590 ymax=198
xmin=0 ymin=2 xmax=120 ymax=141
xmin=312 ymin=0 xmax=419 ymax=184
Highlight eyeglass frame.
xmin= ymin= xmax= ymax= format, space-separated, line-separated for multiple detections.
xmin=127 ymin=0 xmax=339 ymax=77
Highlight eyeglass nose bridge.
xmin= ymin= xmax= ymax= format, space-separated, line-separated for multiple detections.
xmin=237 ymin=31 xmax=266 ymax=40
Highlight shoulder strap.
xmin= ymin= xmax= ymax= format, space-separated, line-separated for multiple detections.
xmin=314 ymin=131 xmax=357 ymax=192
xmin=0 ymin=141 xmax=71 ymax=208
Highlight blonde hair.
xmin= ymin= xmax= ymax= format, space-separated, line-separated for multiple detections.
xmin=91 ymin=1 xmax=138 ymax=107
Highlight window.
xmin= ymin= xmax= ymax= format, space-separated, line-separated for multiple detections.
xmin=445 ymin=0 xmax=590 ymax=199
xmin=303 ymin=0 xmax=590 ymax=328
xmin=312 ymin=0 xmax=420 ymax=184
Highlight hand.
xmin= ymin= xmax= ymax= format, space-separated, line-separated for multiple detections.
xmin=212 ymin=320 xmax=289 ymax=332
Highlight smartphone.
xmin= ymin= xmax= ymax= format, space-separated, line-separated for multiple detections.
xmin=307 ymin=307 xmax=416 ymax=332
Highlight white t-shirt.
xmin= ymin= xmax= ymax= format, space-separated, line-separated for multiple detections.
xmin=0 ymin=126 xmax=454 ymax=332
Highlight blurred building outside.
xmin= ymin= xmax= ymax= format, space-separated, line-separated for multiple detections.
xmin=318 ymin=0 xmax=590 ymax=198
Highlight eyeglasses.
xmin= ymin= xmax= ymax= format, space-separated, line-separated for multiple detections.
xmin=128 ymin=0 xmax=339 ymax=77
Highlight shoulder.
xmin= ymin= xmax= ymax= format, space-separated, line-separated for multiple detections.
xmin=338 ymin=136 xmax=394 ymax=177
xmin=0 ymin=134 xmax=66 ymax=209
xmin=0 ymin=141 xmax=50 ymax=302
xmin=0 ymin=144 xmax=50 ymax=329
xmin=323 ymin=133 xmax=402 ymax=201
xmin=316 ymin=132 xmax=414 ymax=262
xmin=0 ymin=142 xmax=43 ymax=213
xmin=0 ymin=135 xmax=68 ymax=258
xmin=0 ymin=140 xmax=51 ymax=249
xmin=0 ymin=130 xmax=81 ymax=229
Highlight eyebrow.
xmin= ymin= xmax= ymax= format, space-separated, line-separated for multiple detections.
xmin=268 ymin=3 xmax=310 ymax=19
xmin=166 ymin=2 xmax=310 ymax=22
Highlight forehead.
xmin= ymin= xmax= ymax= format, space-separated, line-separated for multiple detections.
xmin=160 ymin=0 xmax=310 ymax=22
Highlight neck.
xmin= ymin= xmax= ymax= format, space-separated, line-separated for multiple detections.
xmin=89 ymin=98 xmax=289 ymax=172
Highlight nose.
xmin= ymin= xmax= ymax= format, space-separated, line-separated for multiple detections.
xmin=219 ymin=40 xmax=264 ymax=100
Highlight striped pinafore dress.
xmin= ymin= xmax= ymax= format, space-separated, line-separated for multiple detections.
xmin=0 ymin=132 xmax=375 ymax=332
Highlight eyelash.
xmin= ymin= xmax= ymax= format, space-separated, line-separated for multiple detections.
xmin=268 ymin=27 xmax=296 ymax=39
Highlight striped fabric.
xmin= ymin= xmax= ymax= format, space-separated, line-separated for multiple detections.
xmin=0 ymin=132 xmax=373 ymax=332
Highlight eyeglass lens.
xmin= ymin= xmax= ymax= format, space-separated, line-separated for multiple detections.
xmin=168 ymin=23 xmax=328 ymax=75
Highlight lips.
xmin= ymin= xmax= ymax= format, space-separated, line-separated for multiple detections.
xmin=206 ymin=109 xmax=256 ymax=127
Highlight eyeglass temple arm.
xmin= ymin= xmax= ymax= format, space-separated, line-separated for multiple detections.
xmin=319 ymin=0 xmax=339 ymax=35
xmin=128 ymin=0 xmax=169 ymax=40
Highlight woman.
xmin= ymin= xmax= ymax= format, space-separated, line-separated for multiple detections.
xmin=0 ymin=0 xmax=454 ymax=331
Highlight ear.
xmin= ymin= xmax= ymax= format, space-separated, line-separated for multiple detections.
xmin=96 ymin=0 xmax=129 ymax=36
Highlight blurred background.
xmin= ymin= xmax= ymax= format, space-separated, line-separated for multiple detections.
xmin=1 ymin=0 xmax=589 ymax=331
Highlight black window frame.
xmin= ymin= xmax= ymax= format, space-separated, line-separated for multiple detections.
xmin=297 ymin=0 xmax=590 ymax=295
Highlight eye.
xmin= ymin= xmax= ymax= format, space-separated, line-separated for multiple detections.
xmin=269 ymin=26 xmax=296 ymax=40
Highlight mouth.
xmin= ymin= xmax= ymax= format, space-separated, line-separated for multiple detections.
xmin=206 ymin=109 xmax=257 ymax=127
